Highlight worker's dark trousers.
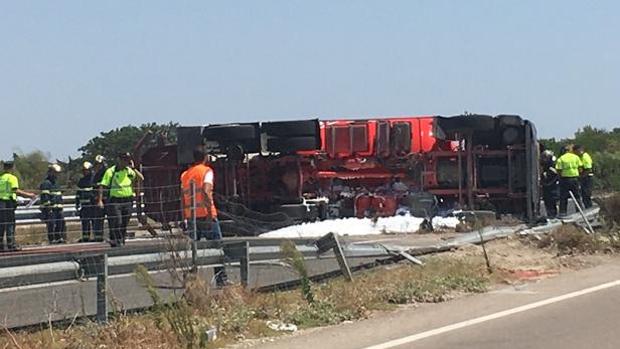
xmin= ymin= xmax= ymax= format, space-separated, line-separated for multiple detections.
xmin=106 ymin=198 xmax=133 ymax=246
xmin=559 ymin=178 xmax=581 ymax=216
xmin=0 ymin=200 xmax=17 ymax=249
xmin=41 ymin=207 xmax=66 ymax=243
xmin=196 ymin=218 xmax=228 ymax=286
xmin=580 ymin=176 xmax=593 ymax=209
xmin=542 ymin=188 xmax=559 ymax=218
xmin=79 ymin=205 xmax=98 ymax=241
xmin=92 ymin=206 xmax=105 ymax=242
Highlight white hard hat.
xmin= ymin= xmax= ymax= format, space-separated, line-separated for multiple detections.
xmin=49 ymin=163 xmax=62 ymax=173
xmin=82 ymin=161 xmax=93 ymax=170
xmin=95 ymin=155 xmax=106 ymax=164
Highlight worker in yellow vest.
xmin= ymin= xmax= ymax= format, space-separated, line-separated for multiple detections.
xmin=0 ymin=161 xmax=36 ymax=251
xmin=181 ymin=147 xmax=228 ymax=286
xmin=573 ymin=145 xmax=594 ymax=209
xmin=97 ymin=153 xmax=144 ymax=247
xmin=555 ymin=146 xmax=583 ymax=216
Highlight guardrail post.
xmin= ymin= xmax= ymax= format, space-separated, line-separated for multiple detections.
xmin=316 ymin=232 xmax=353 ymax=281
xmin=239 ymin=242 xmax=249 ymax=287
xmin=95 ymin=254 xmax=108 ymax=323
xmin=223 ymin=241 xmax=250 ymax=287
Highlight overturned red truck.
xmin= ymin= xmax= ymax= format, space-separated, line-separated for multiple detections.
xmin=139 ymin=114 xmax=539 ymax=235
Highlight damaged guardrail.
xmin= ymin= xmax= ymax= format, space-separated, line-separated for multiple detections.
xmin=0 ymin=236 xmax=394 ymax=328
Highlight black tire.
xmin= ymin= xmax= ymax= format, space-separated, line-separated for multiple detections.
xmin=501 ymin=126 xmax=523 ymax=145
xmin=437 ymin=115 xmax=497 ymax=133
xmin=262 ymin=120 xmax=319 ymax=137
xmin=176 ymin=126 xmax=204 ymax=164
xmin=497 ymin=114 xmax=523 ymax=127
xmin=203 ymin=124 xmax=258 ymax=141
xmin=267 ymin=136 xmax=319 ymax=152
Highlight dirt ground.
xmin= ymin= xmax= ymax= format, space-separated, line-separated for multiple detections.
xmin=449 ymin=236 xmax=607 ymax=283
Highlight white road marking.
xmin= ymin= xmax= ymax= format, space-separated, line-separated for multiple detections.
xmin=363 ymin=279 xmax=620 ymax=349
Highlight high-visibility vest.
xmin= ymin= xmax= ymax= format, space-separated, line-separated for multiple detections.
xmin=555 ymin=153 xmax=582 ymax=178
xmin=0 ymin=172 xmax=18 ymax=201
xmin=99 ymin=166 xmax=136 ymax=198
xmin=581 ymin=152 xmax=593 ymax=171
xmin=181 ymin=164 xmax=217 ymax=219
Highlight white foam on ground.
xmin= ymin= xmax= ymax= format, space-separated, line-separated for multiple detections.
xmin=260 ymin=215 xmax=460 ymax=239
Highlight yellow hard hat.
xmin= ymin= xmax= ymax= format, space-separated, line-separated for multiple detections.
xmin=82 ymin=161 xmax=93 ymax=170
xmin=49 ymin=163 xmax=62 ymax=173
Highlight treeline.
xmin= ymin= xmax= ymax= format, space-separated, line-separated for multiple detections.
xmin=6 ymin=123 xmax=619 ymax=192
xmin=8 ymin=122 xmax=177 ymax=191
xmin=540 ymin=126 xmax=620 ymax=191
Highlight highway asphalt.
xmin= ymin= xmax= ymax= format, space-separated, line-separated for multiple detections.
xmin=253 ymin=258 xmax=620 ymax=349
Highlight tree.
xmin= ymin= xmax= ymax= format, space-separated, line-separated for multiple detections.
xmin=573 ymin=126 xmax=610 ymax=154
xmin=539 ymin=137 xmax=561 ymax=153
xmin=78 ymin=122 xmax=178 ymax=163
xmin=6 ymin=122 xmax=179 ymax=191
xmin=12 ymin=151 xmax=51 ymax=190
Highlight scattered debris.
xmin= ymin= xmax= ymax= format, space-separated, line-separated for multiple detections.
xmin=398 ymin=251 xmax=425 ymax=266
xmin=205 ymin=327 xmax=218 ymax=342
xmin=569 ymin=190 xmax=594 ymax=234
xmin=266 ymin=321 xmax=298 ymax=332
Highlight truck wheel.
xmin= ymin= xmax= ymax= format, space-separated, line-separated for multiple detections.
xmin=267 ymin=136 xmax=319 ymax=152
xmin=262 ymin=120 xmax=319 ymax=137
xmin=203 ymin=124 xmax=258 ymax=141
xmin=497 ymin=115 xmax=524 ymax=127
xmin=438 ymin=115 xmax=497 ymax=132
xmin=502 ymin=126 xmax=523 ymax=145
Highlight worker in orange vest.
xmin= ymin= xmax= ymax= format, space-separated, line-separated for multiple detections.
xmin=181 ymin=146 xmax=228 ymax=287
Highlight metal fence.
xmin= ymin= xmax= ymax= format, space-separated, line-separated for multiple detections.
xmin=15 ymin=195 xmax=145 ymax=225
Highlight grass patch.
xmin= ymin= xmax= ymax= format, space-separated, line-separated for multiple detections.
xmin=598 ymin=193 xmax=620 ymax=227
xmin=538 ymin=225 xmax=602 ymax=254
xmin=1 ymin=255 xmax=489 ymax=349
xmin=537 ymin=220 xmax=620 ymax=255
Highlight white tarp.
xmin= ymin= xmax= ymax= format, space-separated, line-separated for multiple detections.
xmin=260 ymin=215 xmax=460 ymax=239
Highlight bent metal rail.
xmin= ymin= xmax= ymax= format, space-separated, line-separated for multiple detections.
xmin=0 ymin=236 xmax=395 ymax=329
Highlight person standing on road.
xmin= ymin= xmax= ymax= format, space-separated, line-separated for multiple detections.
xmin=91 ymin=155 xmax=108 ymax=242
xmin=540 ymin=150 xmax=560 ymax=218
xmin=76 ymin=161 xmax=99 ymax=242
xmin=0 ymin=161 xmax=36 ymax=252
xmin=555 ymin=146 xmax=583 ymax=216
xmin=97 ymin=153 xmax=143 ymax=247
xmin=40 ymin=164 xmax=66 ymax=244
xmin=181 ymin=147 xmax=229 ymax=287
xmin=574 ymin=145 xmax=594 ymax=209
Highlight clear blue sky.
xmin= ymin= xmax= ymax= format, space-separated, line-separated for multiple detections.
xmin=1 ymin=0 xmax=619 ymax=160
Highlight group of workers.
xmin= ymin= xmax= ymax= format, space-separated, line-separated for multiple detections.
xmin=0 ymin=153 xmax=145 ymax=250
xmin=541 ymin=144 xmax=594 ymax=218
xmin=0 ymin=148 xmax=227 ymax=285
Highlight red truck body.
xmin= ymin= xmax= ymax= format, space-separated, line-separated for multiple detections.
xmin=139 ymin=114 xmax=539 ymax=235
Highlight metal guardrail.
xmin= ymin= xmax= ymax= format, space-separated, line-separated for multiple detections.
xmin=15 ymin=195 xmax=145 ymax=225
xmin=0 ymin=236 xmax=395 ymax=327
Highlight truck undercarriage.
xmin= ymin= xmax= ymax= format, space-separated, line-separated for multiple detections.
xmin=139 ymin=114 xmax=539 ymax=235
